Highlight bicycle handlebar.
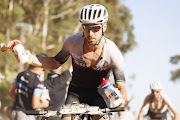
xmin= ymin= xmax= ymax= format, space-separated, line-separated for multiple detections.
xmin=26 ymin=103 xmax=125 ymax=117
xmin=101 ymin=107 xmax=125 ymax=113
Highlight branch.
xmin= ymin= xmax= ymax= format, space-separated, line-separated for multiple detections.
xmin=170 ymin=55 xmax=180 ymax=64
xmin=50 ymin=8 xmax=73 ymax=19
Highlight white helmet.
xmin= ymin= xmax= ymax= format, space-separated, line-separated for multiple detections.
xmin=150 ymin=81 xmax=162 ymax=90
xmin=79 ymin=4 xmax=108 ymax=24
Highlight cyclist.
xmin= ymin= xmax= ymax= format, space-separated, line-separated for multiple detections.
xmin=4 ymin=4 xmax=127 ymax=120
xmin=138 ymin=81 xmax=178 ymax=120
xmin=8 ymin=54 xmax=49 ymax=120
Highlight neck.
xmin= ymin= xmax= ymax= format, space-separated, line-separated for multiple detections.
xmin=30 ymin=68 xmax=42 ymax=75
xmin=84 ymin=37 xmax=104 ymax=51
xmin=153 ymin=95 xmax=161 ymax=102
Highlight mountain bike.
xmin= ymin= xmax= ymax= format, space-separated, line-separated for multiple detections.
xmin=26 ymin=102 xmax=125 ymax=120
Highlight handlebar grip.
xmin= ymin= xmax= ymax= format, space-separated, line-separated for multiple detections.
xmin=101 ymin=107 xmax=125 ymax=113
xmin=26 ymin=110 xmax=46 ymax=115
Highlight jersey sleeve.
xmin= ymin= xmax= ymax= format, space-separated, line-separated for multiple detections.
xmin=32 ymin=75 xmax=43 ymax=96
xmin=52 ymin=70 xmax=71 ymax=85
xmin=33 ymin=88 xmax=42 ymax=96
xmin=54 ymin=37 xmax=72 ymax=64
xmin=13 ymin=78 xmax=18 ymax=84
xmin=110 ymin=42 xmax=125 ymax=83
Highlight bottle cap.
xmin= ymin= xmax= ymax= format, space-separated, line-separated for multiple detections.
xmin=13 ymin=41 xmax=21 ymax=47
xmin=101 ymin=78 xmax=111 ymax=88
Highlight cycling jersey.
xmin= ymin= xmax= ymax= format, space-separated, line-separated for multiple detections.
xmin=12 ymin=70 xmax=42 ymax=113
xmin=55 ymin=33 xmax=125 ymax=88
xmin=44 ymin=70 xmax=71 ymax=111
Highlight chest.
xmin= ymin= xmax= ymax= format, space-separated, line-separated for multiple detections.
xmin=150 ymin=99 xmax=167 ymax=112
xmin=83 ymin=49 xmax=102 ymax=67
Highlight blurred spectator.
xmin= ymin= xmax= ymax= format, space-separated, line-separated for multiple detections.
xmin=8 ymin=54 xmax=49 ymax=120
xmin=36 ymin=65 xmax=72 ymax=120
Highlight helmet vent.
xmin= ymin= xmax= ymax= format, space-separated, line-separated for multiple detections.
xmin=93 ymin=10 xmax=97 ymax=19
xmin=84 ymin=9 xmax=87 ymax=19
xmin=104 ymin=10 xmax=106 ymax=16
xmin=89 ymin=9 xmax=92 ymax=20
xmin=98 ymin=10 xmax=102 ymax=18
xmin=80 ymin=9 xmax=83 ymax=20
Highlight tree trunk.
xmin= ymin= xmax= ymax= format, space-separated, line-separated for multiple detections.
xmin=42 ymin=0 xmax=50 ymax=51
xmin=5 ymin=0 xmax=14 ymax=76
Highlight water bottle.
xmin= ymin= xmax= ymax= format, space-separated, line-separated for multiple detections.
xmin=101 ymin=78 xmax=123 ymax=108
xmin=13 ymin=41 xmax=29 ymax=64
xmin=41 ymin=86 xmax=50 ymax=101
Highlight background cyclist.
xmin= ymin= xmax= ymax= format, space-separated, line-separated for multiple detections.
xmin=138 ymin=81 xmax=178 ymax=120
xmin=4 ymin=4 xmax=127 ymax=120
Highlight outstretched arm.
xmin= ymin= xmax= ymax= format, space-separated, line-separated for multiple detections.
xmin=2 ymin=40 xmax=61 ymax=70
xmin=138 ymin=96 xmax=149 ymax=120
xmin=165 ymin=99 xmax=179 ymax=120
xmin=27 ymin=52 xmax=61 ymax=70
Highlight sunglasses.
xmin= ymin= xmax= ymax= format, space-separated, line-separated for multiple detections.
xmin=151 ymin=90 xmax=161 ymax=94
xmin=82 ymin=25 xmax=102 ymax=32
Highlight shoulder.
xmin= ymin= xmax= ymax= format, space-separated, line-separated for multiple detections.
xmin=144 ymin=93 xmax=153 ymax=102
xmin=17 ymin=70 xmax=30 ymax=77
xmin=62 ymin=33 xmax=84 ymax=51
xmin=105 ymin=38 xmax=122 ymax=55
xmin=161 ymin=92 xmax=172 ymax=104
xmin=105 ymin=38 xmax=118 ymax=48
xmin=64 ymin=33 xmax=83 ymax=45
xmin=104 ymin=38 xmax=124 ymax=64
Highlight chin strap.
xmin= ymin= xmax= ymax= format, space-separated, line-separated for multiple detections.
xmin=93 ymin=24 xmax=104 ymax=48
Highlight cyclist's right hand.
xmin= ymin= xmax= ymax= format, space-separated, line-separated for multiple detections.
xmin=40 ymin=99 xmax=49 ymax=108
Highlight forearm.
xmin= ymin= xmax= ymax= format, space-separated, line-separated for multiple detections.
xmin=138 ymin=105 xmax=146 ymax=120
xmin=138 ymin=110 xmax=144 ymax=120
xmin=30 ymin=55 xmax=61 ymax=70
xmin=173 ymin=111 xmax=178 ymax=120
xmin=8 ymin=92 xmax=16 ymax=101
xmin=8 ymin=83 xmax=17 ymax=101
xmin=115 ymin=83 xmax=127 ymax=103
xmin=32 ymin=95 xmax=49 ymax=109
xmin=32 ymin=100 xmax=49 ymax=109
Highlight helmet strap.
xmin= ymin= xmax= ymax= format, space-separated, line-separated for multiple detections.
xmin=93 ymin=34 xmax=104 ymax=49
xmin=102 ymin=24 xmax=104 ymax=36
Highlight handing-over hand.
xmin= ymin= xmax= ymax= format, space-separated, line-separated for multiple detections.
xmin=0 ymin=40 xmax=20 ymax=52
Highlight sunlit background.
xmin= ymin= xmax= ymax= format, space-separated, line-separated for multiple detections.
xmin=122 ymin=0 xmax=180 ymax=118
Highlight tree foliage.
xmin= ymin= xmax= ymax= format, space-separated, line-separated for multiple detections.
xmin=170 ymin=55 xmax=180 ymax=81
xmin=0 ymin=0 xmax=136 ymax=108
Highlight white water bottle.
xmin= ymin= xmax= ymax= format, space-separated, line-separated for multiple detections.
xmin=41 ymin=86 xmax=50 ymax=101
xmin=13 ymin=41 xmax=29 ymax=64
xmin=101 ymin=78 xmax=123 ymax=108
